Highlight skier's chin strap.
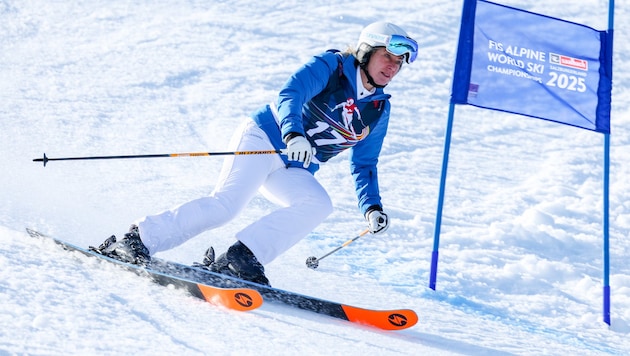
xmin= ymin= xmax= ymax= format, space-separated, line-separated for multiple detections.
xmin=360 ymin=65 xmax=386 ymax=89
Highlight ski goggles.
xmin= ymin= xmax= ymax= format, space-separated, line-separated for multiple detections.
xmin=385 ymin=35 xmax=418 ymax=64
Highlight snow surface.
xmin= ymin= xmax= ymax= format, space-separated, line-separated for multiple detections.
xmin=1 ymin=0 xmax=629 ymax=354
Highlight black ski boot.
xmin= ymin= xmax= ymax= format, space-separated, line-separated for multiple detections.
xmin=194 ymin=241 xmax=270 ymax=286
xmin=91 ymin=225 xmax=151 ymax=266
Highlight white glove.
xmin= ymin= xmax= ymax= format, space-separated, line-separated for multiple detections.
xmin=283 ymin=134 xmax=314 ymax=168
xmin=366 ymin=209 xmax=389 ymax=234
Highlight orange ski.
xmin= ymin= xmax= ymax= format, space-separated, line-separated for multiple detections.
xmin=26 ymin=228 xmax=263 ymax=312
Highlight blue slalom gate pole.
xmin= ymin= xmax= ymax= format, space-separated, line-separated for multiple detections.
xmin=602 ymin=0 xmax=614 ymax=326
xmin=430 ymin=102 xmax=456 ymax=290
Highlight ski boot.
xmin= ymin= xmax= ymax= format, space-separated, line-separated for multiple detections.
xmin=91 ymin=225 xmax=151 ymax=266
xmin=193 ymin=241 xmax=270 ymax=286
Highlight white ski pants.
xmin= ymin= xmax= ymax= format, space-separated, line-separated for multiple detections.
xmin=136 ymin=120 xmax=333 ymax=265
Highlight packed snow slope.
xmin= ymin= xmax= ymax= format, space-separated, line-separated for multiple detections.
xmin=1 ymin=0 xmax=629 ymax=354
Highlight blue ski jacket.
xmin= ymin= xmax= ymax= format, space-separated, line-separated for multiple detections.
xmin=251 ymin=50 xmax=391 ymax=215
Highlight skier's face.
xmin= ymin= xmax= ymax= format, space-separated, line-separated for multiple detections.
xmin=365 ymin=47 xmax=404 ymax=87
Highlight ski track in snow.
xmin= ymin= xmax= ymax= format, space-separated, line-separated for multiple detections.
xmin=1 ymin=0 xmax=629 ymax=354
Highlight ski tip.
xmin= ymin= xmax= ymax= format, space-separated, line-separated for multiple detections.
xmin=341 ymin=305 xmax=418 ymax=331
xmin=25 ymin=228 xmax=46 ymax=238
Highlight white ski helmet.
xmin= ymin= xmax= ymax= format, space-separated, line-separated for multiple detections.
xmin=356 ymin=21 xmax=418 ymax=65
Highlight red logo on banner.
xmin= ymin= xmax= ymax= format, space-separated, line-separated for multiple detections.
xmin=549 ymin=53 xmax=588 ymax=71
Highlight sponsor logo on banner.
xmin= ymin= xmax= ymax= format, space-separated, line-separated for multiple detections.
xmin=549 ymin=53 xmax=588 ymax=71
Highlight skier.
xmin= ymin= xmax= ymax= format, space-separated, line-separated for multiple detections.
xmin=97 ymin=21 xmax=418 ymax=286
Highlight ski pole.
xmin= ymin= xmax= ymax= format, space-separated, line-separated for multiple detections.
xmin=33 ymin=150 xmax=283 ymax=167
xmin=305 ymin=228 xmax=370 ymax=269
